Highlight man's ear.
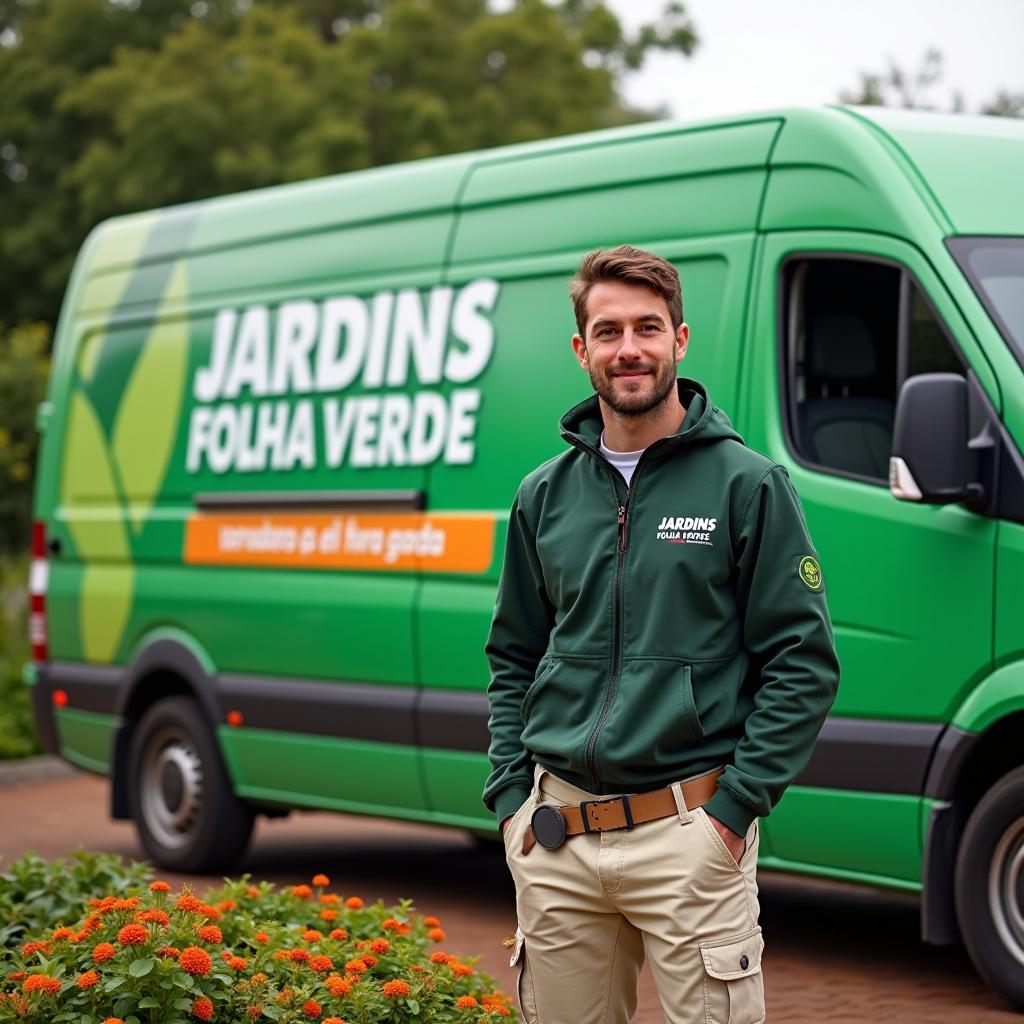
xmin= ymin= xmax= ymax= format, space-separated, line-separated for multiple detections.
xmin=675 ymin=323 xmax=690 ymax=365
xmin=572 ymin=333 xmax=589 ymax=370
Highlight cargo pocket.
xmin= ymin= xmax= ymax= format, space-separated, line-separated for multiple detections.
xmin=699 ymin=925 xmax=765 ymax=1024
xmin=509 ymin=927 xmax=539 ymax=1024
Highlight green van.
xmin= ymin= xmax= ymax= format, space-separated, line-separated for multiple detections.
xmin=28 ymin=105 xmax=1024 ymax=1005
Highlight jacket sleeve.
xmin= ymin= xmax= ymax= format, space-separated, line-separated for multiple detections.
xmin=704 ymin=465 xmax=840 ymax=836
xmin=482 ymin=484 xmax=556 ymax=825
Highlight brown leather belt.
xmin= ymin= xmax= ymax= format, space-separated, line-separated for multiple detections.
xmin=522 ymin=768 xmax=723 ymax=855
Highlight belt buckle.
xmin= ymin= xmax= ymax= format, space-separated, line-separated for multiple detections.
xmin=580 ymin=795 xmax=635 ymax=833
xmin=531 ymin=804 xmax=568 ymax=850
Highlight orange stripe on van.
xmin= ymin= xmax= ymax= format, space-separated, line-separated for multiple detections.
xmin=183 ymin=511 xmax=496 ymax=574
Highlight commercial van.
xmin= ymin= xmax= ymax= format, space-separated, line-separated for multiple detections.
xmin=28 ymin=106 xmax=1024 ymax=1006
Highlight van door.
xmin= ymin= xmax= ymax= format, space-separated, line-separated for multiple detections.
xmin=742 ymin=231 xmax=998 ymax=885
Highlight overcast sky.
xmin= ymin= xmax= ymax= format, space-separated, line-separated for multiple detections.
xmin=610 ymin=0 xmax=1023 ymax=122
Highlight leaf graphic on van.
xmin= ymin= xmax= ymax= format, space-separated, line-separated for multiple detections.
xmin=112 ymin=261 xmax=190 ymax=534
xmin=60 ymin=389 xmax=135 ymax=662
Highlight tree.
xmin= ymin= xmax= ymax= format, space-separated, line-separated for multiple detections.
xmin=0 ymin=0 xmax=698 ymax=330
xmin=0 ymin=322 xmax=50 ymax=552
xmin=840 ymin=48 xmax=1022 ymax=118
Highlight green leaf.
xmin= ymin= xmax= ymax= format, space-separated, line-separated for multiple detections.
xmin=171 ymin=971 xmax=194 ymax=989
xmin=407 ymin=997 xmax=420 ymax=1014
xmin=111 ymin=260 xmax=190 ymax=534
xmin=129 ymin=957 xmax=155 ymax=977
xmin=260 ymin=1004 xmax=283 ymax=1021
xmin=102 ymin=977 xmax=125 ymax=992
xmin=137 ymin=996 xmax=161 ymax=1008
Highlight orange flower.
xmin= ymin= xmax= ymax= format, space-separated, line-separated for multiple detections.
xmin=72 ymin=929 xmax=90 ymax=942
xmin=423 ymin=916 xmax=441 ymax=927
xmin=137 ymin=909 xmax=171 ymax=926
xmin=221 ymin=949 xmax=235 ymax=962
xmin=382 ymin=979 xmax=410 ymax=999
xmin=217 ymin=899 xmax=236 ymax=912
xmin=430 ymin=952 xmax=454 ymax=965
xmin=246 ymin=886 xmax=261 ymax=899
xmin=117 ymin=923 xmax=149 ymax=946
xmin=77 ymin=969 xmax=100 ymax=989
xmin=254 ymin=931 xmax=270 ymax=944
xmin=345 ymin=897 xmax=363 ymax=910
xmin=380 ymin=918 xmax=402 ymax=931
xmin=158 ymin=947 xmax=181 ymax=959
xmin=177 ymin=894 xmax=205 ymax=913
xmin=101 ymin=1019 xmax=127 ymax=1024
xmin=229 ymin=956 xmax=248 ymax=970
xmin=179 ymin=946 xmax=213 ymax=976
xmin=455 ymin=995 xmax=478 ymax=1010
xmin=310 ymin=955 xmax=333 ymax=973
xmin=291 ymin=885 xmax=313 ymax=900
xmin=370 ymin=939 xmax=390 ymax=954
xmin=325 ymin=974 xmax=351 ymax=997
xmin=302 ymin=929 xmax=323 ymax=942
xmin=252 ymin=972 xmax=268 ymax=984
xmin=192 ymin=995 xmax=214 ymax=1021
xmin=312 ymin=874 xmax=330 ymax=887
xmin=289 ymin=948 xmax=312 ymax=964
xmin=489 ymin=1007 xmax=511 ymax=1017
xmin=276 ymin=988 xmax=295 ymax=1005
xmin=199 ymin=904 xmax=221 ymax=920
xmin=246 ymin=1007 xmax=263 ymax=1019
xmin=9 ymin=998 xmax=30 ymax=1016
xmin=23 ymin=974 xmax=61 ymax=995
xmin=82 ymin=914 xmax=104 ymax=934
xmin=51 ymin=927 xmax=74 ymax=942
xmin=93 ymin=942 xmax=117 ymax=962
xmin=197 ymin=925 xmax=223 ymax=944
xmin=323 ymin=1019 xmax=346 ymax=1024
xmin=319 ymin=909 xmax=338 ymax=922
xmin=20 ymin=941 xmax=50 ymax=957
xmin=150 ymin=881 xmax=171 ymax=893
xmin=319 ymin=893 xmax=340 ymax=905
xmin=397 ymin=923 xmax=412 ymax=935
xmin=329 ymin=929 xmax=348 ymax=941
xmin=427 ymin=927 xmax=445 ymax=942
xmin=8 ymin=971 xmax=25 ymax=980
xmin=112 ymin=898 xmax=140 ymax=912
xmin=302 ymin=999 xmax=322 ymax=1019
xmin=452 ymin=963 xmax=473 ymax=977
xmin=344 ymin=959 xmax=368 ymax=974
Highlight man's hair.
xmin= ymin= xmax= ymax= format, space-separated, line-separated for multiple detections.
xmin=569 ymin=245 xmax=683 ymax=335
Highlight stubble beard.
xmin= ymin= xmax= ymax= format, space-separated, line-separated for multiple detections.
xmin=589 ymin=359 xmax=678 ymax=418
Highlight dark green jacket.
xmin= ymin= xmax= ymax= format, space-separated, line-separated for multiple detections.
xmin=483 ymin=379 xmax=840 ymax=835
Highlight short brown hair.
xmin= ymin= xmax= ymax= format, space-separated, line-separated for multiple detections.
xmin=569 ymin=245 xmax=683 ymax=335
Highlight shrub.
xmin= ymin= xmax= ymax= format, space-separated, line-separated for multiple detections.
xmin=0 ymin=863 xmax=516 ymax=1022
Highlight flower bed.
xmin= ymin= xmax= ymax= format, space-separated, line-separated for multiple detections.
xmin=0 ymin=860 xmax=515 ymax=1023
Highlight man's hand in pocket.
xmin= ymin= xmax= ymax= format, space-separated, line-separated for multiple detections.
xmin=706 ymin=812 xmax=746 ymax=863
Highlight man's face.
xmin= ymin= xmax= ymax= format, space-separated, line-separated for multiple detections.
xmin=572 ymin=280 xmax=689 ymax=416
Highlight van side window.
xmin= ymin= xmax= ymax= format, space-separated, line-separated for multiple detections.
xmin=782 ymin=257 xmax=963 ymax=484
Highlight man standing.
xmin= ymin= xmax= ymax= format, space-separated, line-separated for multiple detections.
xmin=484 ymin=246 xmax=840 ymax=1024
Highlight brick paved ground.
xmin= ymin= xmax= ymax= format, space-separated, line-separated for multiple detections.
xmin=2 ymin=770 xmax=1019 ymax=1023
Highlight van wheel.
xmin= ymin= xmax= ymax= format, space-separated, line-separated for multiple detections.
xmin=128 ymin=696 xmax=254 ymax=872
xmin=955 ymin=765 xmax=1024 ymax=1010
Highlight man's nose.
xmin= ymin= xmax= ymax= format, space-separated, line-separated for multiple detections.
xmin=617 ymin=329 xmax=642 ymax=359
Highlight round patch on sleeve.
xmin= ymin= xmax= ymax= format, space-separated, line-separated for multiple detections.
xmin=798 ymin=555 xmax=823 ymax=591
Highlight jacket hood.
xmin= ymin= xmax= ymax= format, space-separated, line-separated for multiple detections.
xmin=559 ymin=378 xmax=743 ymax=451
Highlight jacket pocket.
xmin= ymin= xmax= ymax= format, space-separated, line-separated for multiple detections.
xmin=521 ymin=656 xmax=558 ymax=724
xmin=699 ymin=925 xmax=765 ymax=1024
xmin=599 ymin=659 xmax=704 ymax=768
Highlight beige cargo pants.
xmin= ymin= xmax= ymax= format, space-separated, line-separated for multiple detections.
xmin=504 ymin=765 xmax=765 ymax=1024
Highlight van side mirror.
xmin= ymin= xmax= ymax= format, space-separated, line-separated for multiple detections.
xmin=889 ymin=373 xmax=969 ymax=504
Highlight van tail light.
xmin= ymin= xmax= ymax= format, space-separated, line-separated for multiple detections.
xmin=30 ymin=520 xmax=49 ymax=661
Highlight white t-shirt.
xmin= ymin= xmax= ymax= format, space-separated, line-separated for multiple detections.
xmin=599 ymin=432 xmax=645 ymax=487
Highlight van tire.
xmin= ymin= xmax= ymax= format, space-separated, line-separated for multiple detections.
xmin=954 ymin=765 xmax=1024 ymax=1010
xmin=128 ymin=696 xmax=254 ymax=872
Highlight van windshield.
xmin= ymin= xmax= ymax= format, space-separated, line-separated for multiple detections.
xmin=947 ymin=237 xmax=1024 ymax=364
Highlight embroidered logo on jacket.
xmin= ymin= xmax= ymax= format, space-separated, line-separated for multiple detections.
xmin=656 ymin=516 xmax=717 ymax=547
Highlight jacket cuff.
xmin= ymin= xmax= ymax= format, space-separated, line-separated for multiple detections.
xmin=494 ymin=784 xmax=532 ymax=827
xmin=704 ymin=787 xmax=756 ymax=836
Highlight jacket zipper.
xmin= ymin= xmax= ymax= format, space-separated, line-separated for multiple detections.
xmin=567 ymin=438 xmax=663 ymax=792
